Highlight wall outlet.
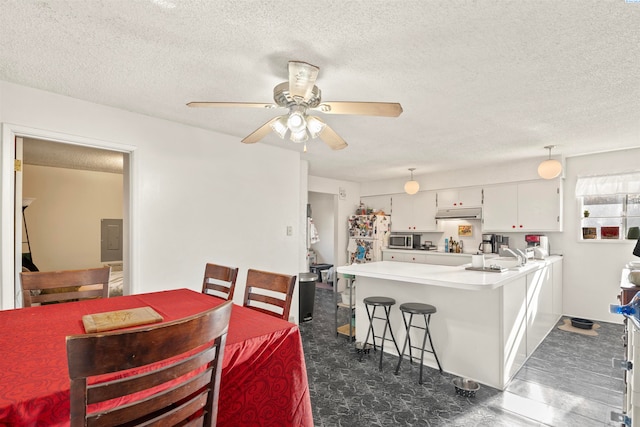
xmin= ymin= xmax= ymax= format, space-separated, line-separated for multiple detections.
xmin=286 ymin=225 xmax=293 ymax=236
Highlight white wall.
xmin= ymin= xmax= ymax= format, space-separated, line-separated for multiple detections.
xmin=22 ymin=165 xmax=123 ymax=271
xmin=562 ymin=148 xmax=640 ymax=323
xmin=1 ymin=81 xmax=304 ymax=321
xmin=308 ymin=191 xmax=335 ymax=265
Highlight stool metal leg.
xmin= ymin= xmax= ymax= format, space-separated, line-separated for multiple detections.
xmin=359 ymin=304 xmax=376 ymax=361
xmin=394 ymin=312 xmax=412 ymax=375
xmin=425 ymin=314 xmax=443 ymax=373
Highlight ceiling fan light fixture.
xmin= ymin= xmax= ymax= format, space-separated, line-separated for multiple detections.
xmin=271 ymin=115 xmax=289 ymax=139
xmin=306 ymin=116 xmax=326 ymax=138
xmin=537 ymin=145 xmax=563 ymax=179
xmin=404 ymin=168 xmax=420 ymax=195
xmin=290 ymin=129 xmax=309 ymax=143
xmin=287 ymin=111 xmax=307 ymax=134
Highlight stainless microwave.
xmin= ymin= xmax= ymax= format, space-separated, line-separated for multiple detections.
xmin=388 ymin=234 xmax=420 ymax=249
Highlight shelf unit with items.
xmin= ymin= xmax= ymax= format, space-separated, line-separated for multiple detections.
xmin=334 ymin=273 xmax=356 ymax=341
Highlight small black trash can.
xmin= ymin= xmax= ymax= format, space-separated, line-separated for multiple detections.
xmin=299 ymin=272 xmax=317 ymax=322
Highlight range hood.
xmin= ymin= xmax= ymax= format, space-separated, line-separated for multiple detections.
xmin=435 ymin=207 xmax=482 ymax=220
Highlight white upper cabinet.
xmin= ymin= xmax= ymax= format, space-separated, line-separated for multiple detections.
xmin=483 ymin=180 xmax=563 ymax=232
xmin=391 ymin=191 xmax=437 ymax=232
xmin=437 ymin=187 xmax=483 ymax=208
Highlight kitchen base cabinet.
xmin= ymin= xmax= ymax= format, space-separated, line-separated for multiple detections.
xmin=338 ymin=257 xmax=562 ymax=390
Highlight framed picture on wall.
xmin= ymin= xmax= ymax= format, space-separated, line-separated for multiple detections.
xmin=458 ymin=225 xmax=472 ymax=237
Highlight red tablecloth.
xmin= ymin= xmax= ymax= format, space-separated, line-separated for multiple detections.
xmin=0 ymin=288 xmax=313 ymax=426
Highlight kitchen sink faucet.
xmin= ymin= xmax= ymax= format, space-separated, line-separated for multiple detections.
xmin=504 ymin=248 xmax=527 ymax=266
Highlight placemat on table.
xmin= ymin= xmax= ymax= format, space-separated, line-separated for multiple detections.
xmin=82 ymin=306 xmax=163 ymax=333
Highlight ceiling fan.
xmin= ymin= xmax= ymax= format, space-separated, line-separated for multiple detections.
xmin=187 ymin=61 xmax=403 ymax=151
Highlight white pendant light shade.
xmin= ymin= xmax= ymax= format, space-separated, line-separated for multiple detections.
xmin=404 ymin=168 xmax=420 ymax=195
xmin=537 ymin=145 xmax=562 ymax=179
xmin=538 ymin=159 xmax=562 ymax=179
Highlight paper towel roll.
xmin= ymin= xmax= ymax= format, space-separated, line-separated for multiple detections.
xmin=472 ymin=254 xmax=485 ymax=268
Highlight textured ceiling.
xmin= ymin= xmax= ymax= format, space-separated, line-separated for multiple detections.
xmin=1 ymin=1 xmax=639 ymax=182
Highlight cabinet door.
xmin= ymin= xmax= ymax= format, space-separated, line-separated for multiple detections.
xmin=517 ymin=180 xmax=562 ymax=231
xmin=482 ymin=184 xmax=518 ymax=232
xmin=502 ymin=276 xmax=527 ymax=382
xmin=383 ymin=251 xmax=406 ymax=261
xmin=391 ymin=193 xmax=415 ymax=231
xmin=414 ymin=191 xmax=437 ymax=231
xmin=438 ymin=187 xmax=483 ymax=208
xmin=526 ymin=265 xmax=554 ymax=356
xmin=437 ymin=189 xmax=459 ymax=208
xmin=391 ymin=192 xmax=437 ymax=232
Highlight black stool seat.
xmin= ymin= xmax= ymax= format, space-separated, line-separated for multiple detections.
xmin=399 ymin=302 xmax=436 ymax=315
xmin=360 ymin=296 xmax=400 ymax=370
xmin=395 ymin=301 xmax=442 ymax=384
xmin=363 ymin=296 xmax=396 ymax=306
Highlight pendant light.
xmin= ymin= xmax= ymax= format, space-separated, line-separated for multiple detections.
xmin=404 ymin=168 xmax=420 ymax=195
xmin=537 ymin=145 xmax=562 ymax=179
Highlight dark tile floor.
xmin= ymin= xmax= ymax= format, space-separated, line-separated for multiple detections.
xmin=299 ymin=286 xmax=625 ymax=426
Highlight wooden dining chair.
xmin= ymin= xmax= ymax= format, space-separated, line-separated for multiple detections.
xmin=243 ymin=269 xmax=297 ymax=320
xmin=202 ymin=263 xmax=239 ymax=300
xmin=66 ymin=300 xmax=233 ymax=427
xmin=20 ymin=266 xmax=111 ymax=307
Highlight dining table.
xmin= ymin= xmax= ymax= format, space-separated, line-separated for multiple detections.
xmin=0 ymin=288 xmax=313 ymax=426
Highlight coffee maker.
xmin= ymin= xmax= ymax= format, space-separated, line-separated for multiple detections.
xmin=479 ymin=234 xmax=494 ymax=254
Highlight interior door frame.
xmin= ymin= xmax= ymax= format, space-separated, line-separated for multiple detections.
xmin=1 ymin=123 xmax=136 ymax=309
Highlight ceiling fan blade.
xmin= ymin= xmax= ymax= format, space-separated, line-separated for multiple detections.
xmin=241 ymin=117 xmax=279 ymax=144
xmin=288 ymin=61 xmax=319 ymax=102
xmin=318 ymin=124 xmax=348 ymax=151
xmin=187 ymin=102 xmax=277 ymax=109
xmin=312 ymin=101 xmax=403 ymax=117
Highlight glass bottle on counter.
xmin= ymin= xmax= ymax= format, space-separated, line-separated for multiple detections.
xmin=444 ymin=238 xmax=449 ymax=253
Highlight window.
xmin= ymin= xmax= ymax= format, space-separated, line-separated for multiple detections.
xmin=576 ymin=173 xmax=640 ymax=241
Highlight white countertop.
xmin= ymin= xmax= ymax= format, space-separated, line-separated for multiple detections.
xmin=337 ymin=256 xmax=561 ymax=291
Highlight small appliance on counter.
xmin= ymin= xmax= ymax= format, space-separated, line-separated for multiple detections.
xmin=526 ymin=234 xmax=550 ymax=259
xmin=420 ymin=241 xmax=438 ymax=251
xmin=478 ymin=234 xmax=494 ymax=254
xmin=389 ymin=234 xmax=421 ymax=249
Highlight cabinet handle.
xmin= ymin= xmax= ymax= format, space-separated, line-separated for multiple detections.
xmin=519 ymin=225 xmax=523 ymax=228
xmin=460 ymin=202 xmax=463 ymax=205
xmin=512 ymin=225 xmax=516 ymax=228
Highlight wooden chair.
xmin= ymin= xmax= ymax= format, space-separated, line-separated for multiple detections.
xmin=202 ymin=263 xmax=239 ymax=300
xmin=243 ymin=269 xmax=297 ymax=320
xmin=66 ymin=300 xmax=233 ymax=427
xmin=20 ymin=266 xmax=111 ymax=307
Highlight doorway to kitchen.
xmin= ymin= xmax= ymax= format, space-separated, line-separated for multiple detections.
xmin=307 ymin=191 xmax=337 ymax=290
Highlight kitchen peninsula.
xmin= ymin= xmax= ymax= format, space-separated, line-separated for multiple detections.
xmin=337 ymin=256 xmax=562 ymax=390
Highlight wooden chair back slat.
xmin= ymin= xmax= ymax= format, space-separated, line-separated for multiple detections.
xmin=202 ymin=263 xmax=239 ymax=301
xmin=243 ymin=269 xmax=296 ymax=320
xmin=20 ymin=267 xmax=111 ymax=307
xmin=67 ymin=300 xmax=233 ymax=427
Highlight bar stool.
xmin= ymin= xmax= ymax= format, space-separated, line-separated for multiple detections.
xmin=360 ymin=296 xmax=400 ymax=370
xmin=394 ymin=302 xmax=442 ymax=384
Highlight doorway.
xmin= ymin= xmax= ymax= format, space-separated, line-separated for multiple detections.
xmin=307 ymin=191 xmax=337 ymax=289
xmin=2 ymin=125 xmax=133 ymax=309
